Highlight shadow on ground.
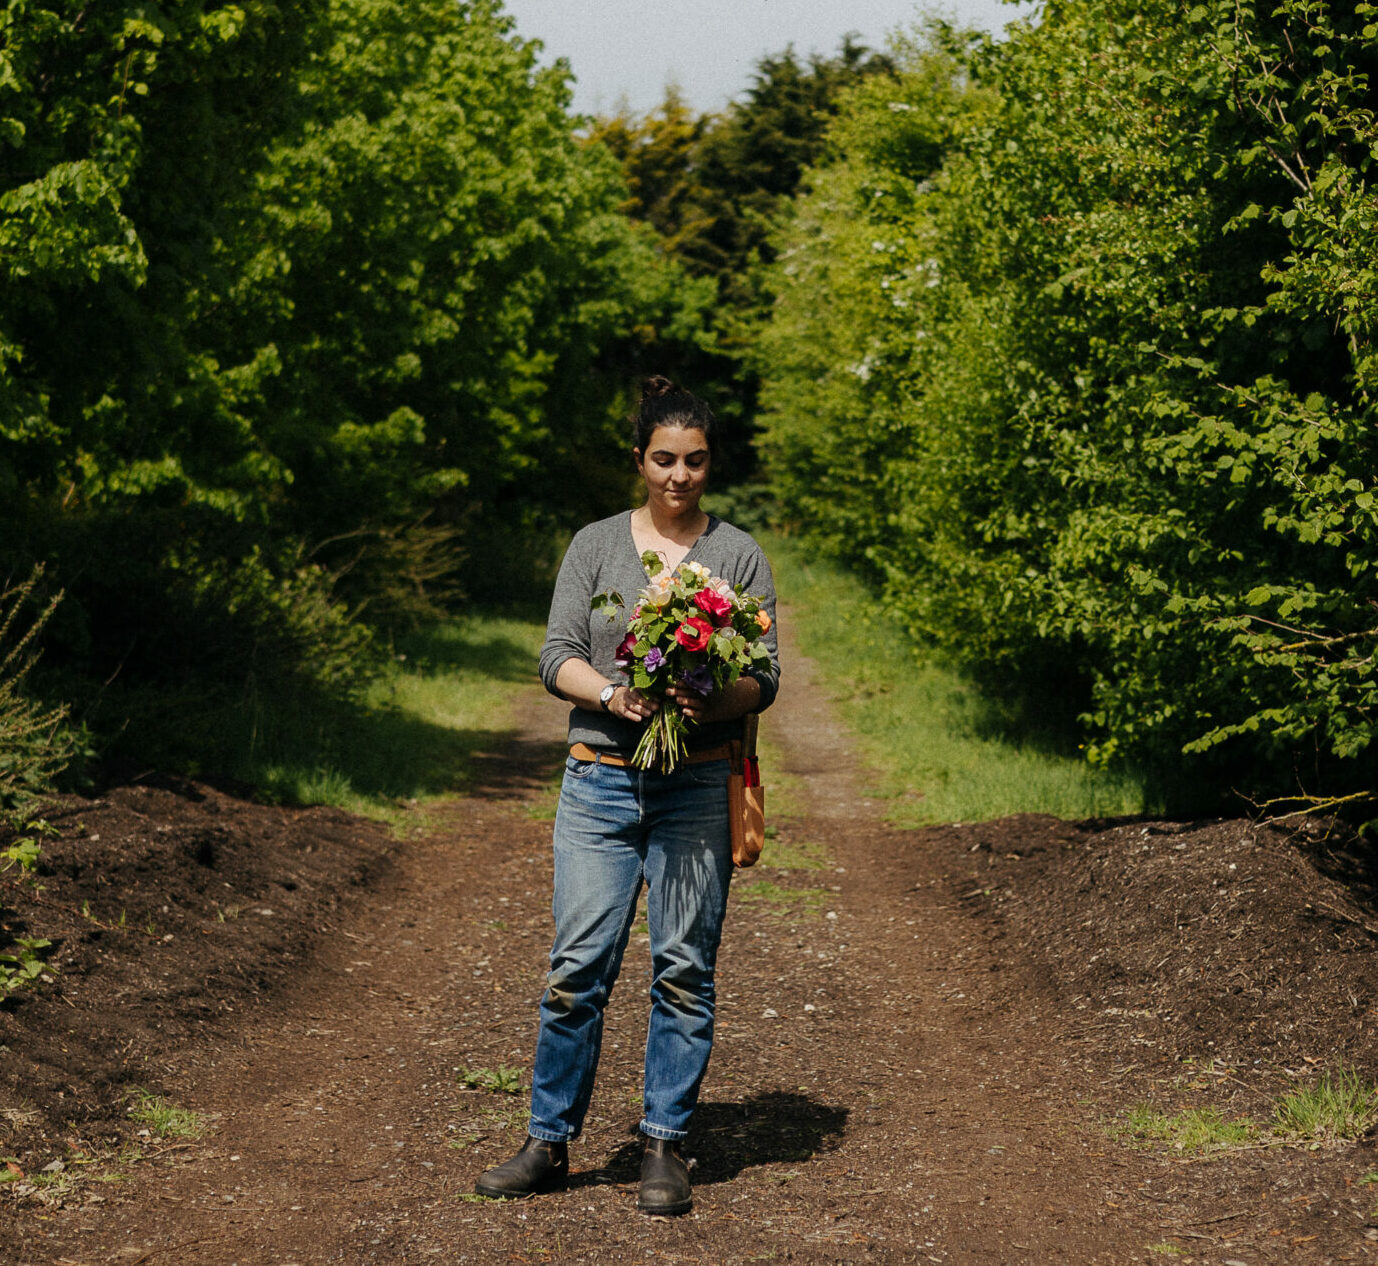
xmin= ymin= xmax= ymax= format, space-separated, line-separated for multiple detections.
xmin=571 ymin=1092 xmax=849 ymax=1189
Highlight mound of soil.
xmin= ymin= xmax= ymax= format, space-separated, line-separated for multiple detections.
xmin=0 ymin=776 xmax=393 ymax=1164
xmin=948 ymin=813 xmax=1378 ymax=1077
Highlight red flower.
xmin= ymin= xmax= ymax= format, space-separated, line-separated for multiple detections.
xmin=693 ymin=587 xmax=733 ymax=626
xmin=675 ymin=616 xmax=714 ymax=653
xmin=614 ymin=632 xmax=638 ymax=668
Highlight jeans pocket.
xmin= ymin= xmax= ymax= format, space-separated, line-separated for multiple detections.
xmin=564 ymin=756 xmax=596 ymax=780
xmin=681 ymin=758 xmax=730 ymax=787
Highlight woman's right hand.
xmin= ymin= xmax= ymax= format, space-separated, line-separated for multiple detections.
xmin=609 ymin=685 xmax=659 ymax=722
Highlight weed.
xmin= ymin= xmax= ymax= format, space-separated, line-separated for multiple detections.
xmin=1116 ymin=1105 xmax=1258 ymax=1153
xmin=449 ymin=1094 xmax=529 ymax=1152
xmin=457 ymin=1066 xmax=523 ymax=1095
xmin=25 ymin=1167 xmax=79 ymax=1201
xmin=0 ymin=937 xmax=55 ymax=994
xmin=456 ymin=1191 xmax=504 ymax=1203
xmin=0 ymin=839 xmax=40 ymax=875
xmin=126 ymin=1091 xmax=205 ymax=1139
xmin=1147 ymin=1244 xmax=1185 ymax=1256
xmin=1273 ymin=1067 xmax=1378 ymax=1142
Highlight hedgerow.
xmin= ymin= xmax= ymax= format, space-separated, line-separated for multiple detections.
xmin=758 ymin=2 xmax=1377 ymax=815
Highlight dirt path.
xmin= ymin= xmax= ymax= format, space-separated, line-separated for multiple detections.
xmin=9 ymin=622 xmax=1378 ymax=1263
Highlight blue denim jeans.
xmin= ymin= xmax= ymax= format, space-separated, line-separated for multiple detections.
xmin=527 ymin=754 xmax=733 ymax=1144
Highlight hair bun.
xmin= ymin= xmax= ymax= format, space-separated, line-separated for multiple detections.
xmin=642 ymin=375 xmax=677 ymax=401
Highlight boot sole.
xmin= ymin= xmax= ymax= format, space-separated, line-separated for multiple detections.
xmin=637 ymin=1196 xmax=692 ymax=1216
xmin=474 ymin=1173 xmax=569 ymax=1200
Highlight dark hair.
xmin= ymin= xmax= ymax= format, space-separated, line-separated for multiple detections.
xmin=630 ymin=375 xmax=718 ymax=457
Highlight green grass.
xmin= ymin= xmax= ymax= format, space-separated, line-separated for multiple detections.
xmin=1273 ymin=1067 xmax=1378 ymax=1142
xmin=733 ymin=879 xmax=830 ymax=913
xmin=1116 ymin=1105 xmax=1258 ymax=1153
xmin=765 ymin=535 xmax=1145 ymax=825
xmin=126 ymin=1091 xmax=205 ymax=1139
xmin=108 ymin=613 xmax=553 ymax=821
xmin=1114 ymin=1067 xmax=1378 ymax=1159
xmin=257 ymin=616 xmax=551 ymax=817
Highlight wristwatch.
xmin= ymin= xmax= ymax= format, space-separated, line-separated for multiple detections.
xmin=599 ymin=682 xmax=620 ymax=712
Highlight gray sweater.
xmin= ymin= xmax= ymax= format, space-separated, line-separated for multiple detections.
xmin=538 ymin=511 xmax=780 ymax=752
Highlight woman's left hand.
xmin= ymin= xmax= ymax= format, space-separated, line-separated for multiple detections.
xmin=667 ymin=675 xmax=761 ymax=725
xmin=666 ymin=683 xmax=710 ymax=723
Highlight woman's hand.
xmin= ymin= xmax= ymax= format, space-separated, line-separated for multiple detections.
xmin=609 ymin=685 xmax=658 ymax=722
xmin=665 ymin=682 xmax=708 ymax=724
xmin=667 ymin=675 xmax=762 ymax=726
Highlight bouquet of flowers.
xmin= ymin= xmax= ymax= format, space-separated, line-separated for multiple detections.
xmin=593 ymin=552 xmax=773 ymax=772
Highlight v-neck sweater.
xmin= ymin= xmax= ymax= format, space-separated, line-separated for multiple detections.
xmin=538 ymin=510 xmax=780 ymax=753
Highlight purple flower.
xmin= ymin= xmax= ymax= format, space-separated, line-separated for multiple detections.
xmin=644 ymin=646 xmax=666 ymax=673
xmin=679 ymin=664 xmax=715 ymax=696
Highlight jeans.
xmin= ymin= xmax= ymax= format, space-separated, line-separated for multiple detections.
xmin=527 ymin=754 xmax=733 ymax=1144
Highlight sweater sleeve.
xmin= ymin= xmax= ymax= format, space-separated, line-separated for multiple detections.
xmin=735 ymin=540 xmax=780 ymax=712
xmin=537 ymin=530 xmax=597 ymax=698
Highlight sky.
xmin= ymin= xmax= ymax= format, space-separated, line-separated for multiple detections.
xmin=500 ymin=0 xmax=1037 ymax=117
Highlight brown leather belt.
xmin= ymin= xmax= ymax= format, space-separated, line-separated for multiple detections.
xmin=569 ymin=742 xmax=733 ymax=768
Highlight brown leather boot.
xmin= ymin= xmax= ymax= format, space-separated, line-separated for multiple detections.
xmin=637 ymin=1136 xmax=692 ymax=1215
xmin=474 ymin=1136 xmax=569 ymax=1199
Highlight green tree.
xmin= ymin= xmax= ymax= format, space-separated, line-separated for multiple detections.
xmin=0 ymin=0 xmax=713 ymax=765
xmin=760 ymin=3 xmax=1378 ymax=816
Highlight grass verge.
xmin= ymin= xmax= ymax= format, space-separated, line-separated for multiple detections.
xmin=108 ymin=612 xmax=550 ymax=822
xmin=764 ymin=534 xmax=1145 ymax=825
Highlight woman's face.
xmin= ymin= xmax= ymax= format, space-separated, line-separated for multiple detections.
xmin=635 ymin=425 xmax=711 ymax=516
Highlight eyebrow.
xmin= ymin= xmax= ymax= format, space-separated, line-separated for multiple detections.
xmin=650 ymin=447 xmax=709 ymax=458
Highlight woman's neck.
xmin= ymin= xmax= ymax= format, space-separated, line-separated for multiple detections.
xmin=633 ymin=501 xmax=708 ymax=545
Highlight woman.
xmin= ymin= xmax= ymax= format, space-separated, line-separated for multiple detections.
xmin=475 ymin=376 xmax=779 ymax=1215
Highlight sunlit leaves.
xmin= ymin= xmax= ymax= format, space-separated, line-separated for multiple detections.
xmin=760 ymin=1 xmax=1378 ymax=812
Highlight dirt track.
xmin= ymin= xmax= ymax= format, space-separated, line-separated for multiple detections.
xmin=6 ymin=621 xmax=1378 ymax=1263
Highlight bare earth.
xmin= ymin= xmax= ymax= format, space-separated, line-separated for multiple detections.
xmin=5 ymin=618 xmax=1378 ymax=1264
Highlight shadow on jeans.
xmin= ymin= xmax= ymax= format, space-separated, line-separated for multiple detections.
xmin=571 ymin=1091 xmax=849 ymax=1188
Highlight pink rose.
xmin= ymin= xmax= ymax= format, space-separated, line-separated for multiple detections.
xmin=674 ymin=616 xmax=714 ymax=653
xmin=693 ymin=587 xmax=733 ymax=626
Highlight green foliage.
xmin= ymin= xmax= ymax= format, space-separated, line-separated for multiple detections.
xmin=759 ymin=5 xmax=1378 ymax=815
xmin=0 ymin=937 xmax=53 ymax=995
xmin=0 ymin=0 xmax=711 ymax=778
xmin=589 ymin=37 xmax=897 ymax=476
